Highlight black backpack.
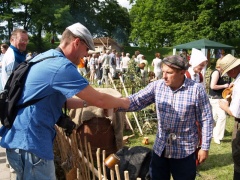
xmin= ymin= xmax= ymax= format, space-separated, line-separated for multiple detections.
xmin=106 ymin=146 xmax=152 ymax=180
xmin=0 ymin=56 xmax=55 ymax=128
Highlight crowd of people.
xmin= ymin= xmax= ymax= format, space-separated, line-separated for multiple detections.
xmin=0 ymin=22 xmax=239 ymax=180
xmin=75 ymin=49 xmax=165 ymax=88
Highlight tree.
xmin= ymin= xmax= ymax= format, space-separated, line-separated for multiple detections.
xmin=0 ymin=0 xmax=72 ymax=52
xmin=96 ymin=0 xmax=131 ymax=45
xmin=0 ymin=0 xmax=131 ymax=50
xmin=64 ymin=0 xmax=99 ymax=35
xmin=197 ymin=0 xmax=240 ymax=47
xmin=0 ymin=0 xmax=16 ymax=41
xmin=129 ymin=0 xmax=240 ymax=49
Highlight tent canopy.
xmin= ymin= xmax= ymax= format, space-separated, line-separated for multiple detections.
xmin=174 ymin=39 xmax=234 ymax=50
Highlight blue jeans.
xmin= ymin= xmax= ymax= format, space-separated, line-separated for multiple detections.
xmin=150 ymin=151 xmax=196 ymax=180
xmin=6 ymin=148 xmax=56 ymax=180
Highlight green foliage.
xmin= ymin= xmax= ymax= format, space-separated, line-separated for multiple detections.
xmin=0 ymin=0 xmax=131 ymax=51
xmin=129 ymin=0 xmax=240 ymax=51
xmin=97 ymin=0 xmax=131 ymax=45
xmin=2 ymin=0 xmax=240 ymax=53
xmin=123 ymin=46 xmax=173 ymax=64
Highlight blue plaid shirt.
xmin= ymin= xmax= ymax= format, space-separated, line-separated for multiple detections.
xmin=125 ymin=78 xmax=213 ymax=159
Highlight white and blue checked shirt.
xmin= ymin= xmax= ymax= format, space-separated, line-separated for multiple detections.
xmin=126 ymin=78 xmax=213 ymax=159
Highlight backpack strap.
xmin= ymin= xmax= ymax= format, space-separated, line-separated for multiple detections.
xmin=29 ymin=55 xmax=56 ymax=65
xmin=17 ymin=97 xmax=45 ymax=109
xmin=16 ymin=55 xmax=57 ymax=108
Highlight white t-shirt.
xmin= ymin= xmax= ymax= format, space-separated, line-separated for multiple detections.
xmin=152 ymin=58 xmax=162 ymax=74
xmin=1 ymin=48 xmax=15 ymax=88
xmin=230 ymin=73 xmax=240 ymax=118
xmin=121 ymin=56 xmax=130 ymax=69
xmin=135 ymin=54 xmax=143 ymax=64
xmin=140 ymin=59 xmax=148 ymax=72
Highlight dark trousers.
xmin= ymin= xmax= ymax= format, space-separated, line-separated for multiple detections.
xmin=232 ymin=120 xmax=240 ymax=180
xmin=150 ymin=151 xmax=196 ymax=180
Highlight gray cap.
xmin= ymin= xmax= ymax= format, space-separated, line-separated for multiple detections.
xmin=162 ymin=55 xmax=189 ymax=70
xmin=66 ymin=23 xmax=95 ymax=51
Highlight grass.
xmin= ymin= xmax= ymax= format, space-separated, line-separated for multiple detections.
xmin=123 ymin=115 xmax=235 ymax=180
xmin=92 ymin=46 xmax=231 ymax=179
xmin=196 ymin=115 xmax=234 ymax=180
xmin=123 ymin=46 xmax=173 ymax=61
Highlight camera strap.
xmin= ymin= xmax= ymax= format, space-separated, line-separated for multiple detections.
xmin=64 ymin=102 xmax=67 ymax=115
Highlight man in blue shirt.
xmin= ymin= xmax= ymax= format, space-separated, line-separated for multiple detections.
xmin=0 ymin=23 xmax=129 ymax=180
xmin=120 ymin=55 xmax=213 ymax=180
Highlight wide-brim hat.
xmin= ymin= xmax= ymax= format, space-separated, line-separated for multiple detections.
xmin=219 ymin=54 xmax=240 ymax=76
xmin=66 ymin=23 xmax=95 ymax=51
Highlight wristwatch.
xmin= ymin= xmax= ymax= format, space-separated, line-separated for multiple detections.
xmin=83 ymin=100 xmax=87 ymax=107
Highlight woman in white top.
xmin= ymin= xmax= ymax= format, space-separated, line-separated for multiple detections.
xmin=151 ymin=52 xmax=162 ymax=79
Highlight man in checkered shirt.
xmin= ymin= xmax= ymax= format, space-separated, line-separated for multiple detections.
xmin=120 ymin=55 xmax=213 ymax=180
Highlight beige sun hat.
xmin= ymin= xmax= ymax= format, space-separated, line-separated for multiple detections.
xmin=219 ymin=54 xmax=240 ymax=76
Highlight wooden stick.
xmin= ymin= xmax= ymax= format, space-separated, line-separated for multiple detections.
xmin=102 ymin=150 xmax=107 ymax=180
xmin=124 ymin=113 xmax=134 ymax=133
xmin=108 ymin=74 xmax=135 ymax=134
xmin=96 ymin=148 xmax=102 ymax=180
xmin=77 ymin=135 xmax=88 ymax=180
xmin=115 ymin=164 xmax=121 ymax=180
xmin=124 ymin=171 xmax=130 ymax=180
xmin=56 ymin=127 xmax=96 ymax=179
xmin=55 ymin=126 xmax=72 ymax=173
xmin=119 ymin=75 xmax=143 ymax=135
xmin=84 ymin=136 xmax=91 ymax=180
xmin=78 ymin=147 xmax=103 ymax=179
xmin=110 ymin=169 xmax=115 ymax=180
xmin=77 ymin=136 xmax=103 ymax=179
xmin=88 ymin=142 xmax=96 ymax=180
xmin=108 ymin=73 xmax=117 ymax=90
xmin=70 ymin=131 xmax=80 ymax=168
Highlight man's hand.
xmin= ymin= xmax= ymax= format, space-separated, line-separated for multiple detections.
xmin=198 ymin=149 xmax=208 ymax=164
xmin=219 ymin=99 xmax=229 ymax=110
xmin=219 ymin=98 xmax=234 ymax=116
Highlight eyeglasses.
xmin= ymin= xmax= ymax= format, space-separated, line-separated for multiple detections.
xmin=15 ymin=38 xmax=29 ymax=44
xmin=80 ymin=39 xmax=89 ymax=51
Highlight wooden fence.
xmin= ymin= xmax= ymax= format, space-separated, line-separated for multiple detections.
xmin=55 ymin=126 xmax=142 ymax=180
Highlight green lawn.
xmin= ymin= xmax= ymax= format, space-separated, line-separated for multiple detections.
xmin=196 ymin=115 xmax=234 ymax=180
xmin=123 ymin=46 xmax=173 ymax=62
xmin=92 ymin=46 xmax=232 ymax=179
xmin=124 ymin=115 xmax=234 ymax=180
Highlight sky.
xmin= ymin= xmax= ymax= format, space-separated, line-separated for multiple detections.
xmin=117 ymin=0 xmax=132 ymax=9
